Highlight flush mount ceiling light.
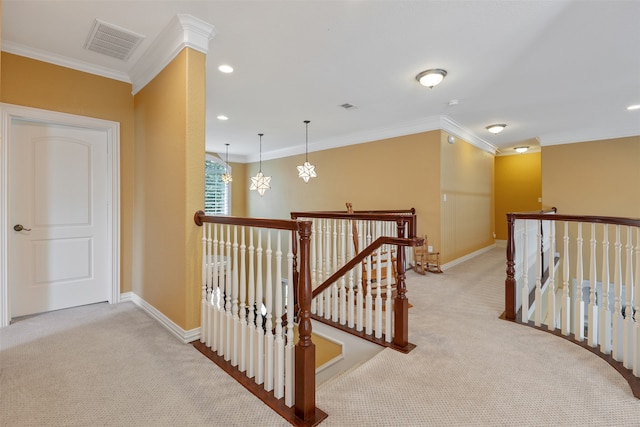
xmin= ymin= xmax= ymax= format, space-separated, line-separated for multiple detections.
xmin=218 ymin=64 xmax=233 ymax=73
xmin=486 ymin=124 xmax=507 ymax=134
xmin=217 ymin=115 xmax=228 ymax=121
xmin=514 ymin=146 xmax=529 ymax=153
xmin=415 ymin=69 xmax=447 ymax=88
xmin=627 ymin=104 xmax=640 ymax=110
xmin=249 ymin=133 xmax=271 ymax=196
xmin=297 ymin=120 xmax=317 ymax=183
xmin=221 ymin=143 xmax=232 ymax=184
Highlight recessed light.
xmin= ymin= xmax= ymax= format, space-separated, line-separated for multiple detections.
xmin=217 ymin=115 xmax=228 ymax=121
xmin=218 ymin=65 xmax=233 ymax=73
xmin=486 ymin=124 xmax=506 ymax=134
xmin=627 ymin=104 xmax=640 ymax=110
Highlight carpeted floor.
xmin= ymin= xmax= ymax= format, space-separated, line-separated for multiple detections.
xmin=1 ymin=247 xmax=639 ymax=426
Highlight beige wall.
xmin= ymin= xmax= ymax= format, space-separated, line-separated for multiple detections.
xmin=440 ymin=133 xmax=495 ymax=262
xmin=495 ymin=152 xmax=542 ymax=240
xmin=542 ymin=136 xmax=640 ymax=217
xmin=0 ymin=52 xmax=136 ymax=295
xmin=245 ymin=130 xmax=442 ymax=246
xmin=133 ymin=48 xmax=205 ymax=330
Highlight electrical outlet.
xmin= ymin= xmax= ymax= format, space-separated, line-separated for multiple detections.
xmin=428 ymin=246 xmax=433 ymax=252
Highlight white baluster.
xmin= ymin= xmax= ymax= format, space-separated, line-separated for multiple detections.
xmin=285 ymin=231 xmax=295 ymax=407
xmin=623 ymin=226 xmax=634 ymax=368
xmin=600 ymin=225 xmax=612 ymax=354
xmin=588 ymin=222 xmax=598 ymax=347
xmin=225 ymin=225 xmax=233 ymax=362
xmin=332 ymin=219 xmax=339 ymax=322
xmin=561 ymin=221 xmax=571 ymax=336
xmin=613 ymin=225 xmax=624 ymax=360
xmin=365 ymin=253 xmax=373 ymax=335
xmin=255 ymin=230 xmax=264 ymax=385
xmin=247 ymin=228 xmax=256 ymax=378
xmin=316 ymin=219 xmax=324 ymax=318
xmin=207 ymin=224 xmax=214 ymax=348
xmin=200 ymin=224 xmax=208 ymax=343
xmin=633 ymin=227 xmax=640 ymax=376
xmin=575 ymin=222 xmax=585 ymax=341
xmin=213 ymin=224 xmax=220 ymax=352
xmin=534 ymin=220 xmax=542 ymax=327
xmin=325 ymin=219 xmax=332 ymax=320
xmin=239 ymin=227 xmax=247 ymax=372
xmin=521 ymin=220 xmax=529 ymax=323
xmin=231 ymin=226 xmax=239 ymax=366
xmin=274 ymin=232 xmax=285 ymax=399
xmin=264 ymin=230 xmax=274 ymax=392
xmin=339 ymin=220 xmax=347 ymax=325
xmin=356 ymin=221 xmax=364 ymax=332
xmin=546 ymin=221 xmax=557 ymax=331
xmin=374 ymin=249 xmax=383 ymax=338
xmin=218 ymin=224 xmax=226 ymax=356
xmin=347 ymin=219 xmax=356 ymax=329
xmin=310 ymin=220 xmax=317 ymax=314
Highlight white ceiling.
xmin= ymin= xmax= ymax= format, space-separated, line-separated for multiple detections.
xmin=2 ymin=0 xmax=640 ymax=162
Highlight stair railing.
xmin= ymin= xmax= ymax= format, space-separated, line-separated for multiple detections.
xmin=291 ymin=208 xmax=422 ymax=352
xmin=504 ymin=210 xmax=640 ymax=398
xmin=193 ymin=210 xmax=326 ymax=425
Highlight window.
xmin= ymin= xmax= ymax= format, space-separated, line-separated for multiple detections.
xmin=204 ymin=154 xmax=231 ymax=216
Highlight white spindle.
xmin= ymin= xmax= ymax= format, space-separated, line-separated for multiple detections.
xmin=239 ymin=227 xmax=247 ymax=372
xmin=365 ymin=253 xmax=373 ymax=335
xmin=325 ymin=219 xmax=332 ymax=320
xmin=247 ymin=228 xmax=256 ymax=378
xmin=384 ymin=249 xmax=393 ymax=342
xmin=374 ymin=250 xmax=383 ymax=339
xmin=623 ymin=226 xmax=634 ymax=368
xmin=310 ymin=220 xmax=317 ymax=315
xmin=575 ymin=222 xmax=585 ymax=341
xmin=633 ymin=228 xmax=640 ymax=376
xmin=231 ymin=226 xmax=239 ymax=366
xmin=332 ymin=220 xmax=339 ymax=322
xmin=201 ymin=224 xmax=208 ymax=344
xmin=356 ymin=221 xmax=364 ymax=332
xmin=264 ymin=231 xmax=274 ymax=392
xmin=613 ymin=225 xmax=624 ymax=360
xmin=285 ymin=231 xmax=295 ymax=407
xmin=274 ymin=232 xmax=285 ymax=399
xmin=316 ymin=219 xmax=324 ymax=318
xmin=347 ymin=219 xmax=356 ymax=329
xmin=546 ymin=221 xmax=557 ymax=331
xmin=562 ymin=221 xmax=571 ymax=336
xmin=600 ymin=225 xmax=612 ymax=354
xmin=206 ymin=224 xmax=214 ymax=348
xmin=225 ymin=225 xmax=233 ymax=362
xmin=534 ymin=220 xmax=542 ymax=327
xmin=255 ymin=230 xmax=264 ymax=385
xmin=218 ymin=225 xmax=226 ymax=356
xmin=521 ymin=220 xmax=529 ymax=323
xmin=213 ymin=224 xmax=221 ymax=353
xmin=588 ymin=222 xmax=598 ymax=347
xmin=339 ymin=220 xmax=347 ymax=325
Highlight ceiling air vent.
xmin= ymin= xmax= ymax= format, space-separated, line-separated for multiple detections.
xmin=340 ymin=103 xmax=357 ymax=110
xmin=84 ymin=19 xmax=145 ymax=61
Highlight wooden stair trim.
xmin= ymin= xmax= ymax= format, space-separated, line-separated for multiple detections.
xmin=191 ymin=340 xmax=328 ymax=426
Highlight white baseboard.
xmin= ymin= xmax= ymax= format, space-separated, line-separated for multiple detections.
xmin=441 ymin=243 xmax=497 ymax=271
xmin=120 ymin=292 xmax=200 ymax=344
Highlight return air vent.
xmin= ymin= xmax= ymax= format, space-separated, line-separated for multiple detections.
xmin=340 ymin=103 xmax=357 ymax=110
xmin=84 ymin=19 xmax=145 ymax=61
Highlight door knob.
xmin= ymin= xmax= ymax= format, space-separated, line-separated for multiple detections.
xmin=13 ymin=224 xmax=31 ymax=232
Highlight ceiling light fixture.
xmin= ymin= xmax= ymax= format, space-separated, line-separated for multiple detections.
xmin=218 ymin=65 xmax=233 ymax=73
xmin=415 ymin=69 xmax=447 ymax=88
xmin=486 ymin=124 xmax=507 ymax=134
xmin=217 ymin=115 xmax=228 ymax=121
xmin=627 ymin=104 xmax=640 ymax=111
xmin=221 ymin=143 xmax=232 ymax=184
xmin=297 ymin=120 xmax=317 ymax=183
xmin=249 ymin=133 xmax=271 ymax=196
xmin=514 ymin=146 xmax=529 ymax=153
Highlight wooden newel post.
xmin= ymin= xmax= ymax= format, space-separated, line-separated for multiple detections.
xmin=394 ymin=220 xmax=409 ymax=348
xmin=295 ymin=221 xmax=316 ymax=421
xmin=505 ymin=213 xmax=516 ymax=321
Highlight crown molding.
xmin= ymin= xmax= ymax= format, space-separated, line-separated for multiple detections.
xmin=1 ymin=40 xmax=131 ymax=83
xmin=537 ymin=126 xmax=640 ymax=147
xmin=130 ymin=14 xmax=216 ymax=94
xmin=244 ymin=114 xmax=495 ymax=163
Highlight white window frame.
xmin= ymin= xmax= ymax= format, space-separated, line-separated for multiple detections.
xmin=204 ymin=153 xmax=232 ymax=216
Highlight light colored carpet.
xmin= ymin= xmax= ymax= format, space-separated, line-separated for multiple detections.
xmin=1 ymin=247 xmax=639 ymax=426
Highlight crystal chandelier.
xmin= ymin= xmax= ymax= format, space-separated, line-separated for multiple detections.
xmin=249 ymin=133 xmax=271 ymax=196
xmin=221 ymin=143 xmax=232 ymax=184
xmin=296 ymin=120 xmax=317 ymax=183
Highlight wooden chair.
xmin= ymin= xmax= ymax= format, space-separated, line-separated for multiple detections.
xmin=413 ymin=235 xmax=442 ymax=274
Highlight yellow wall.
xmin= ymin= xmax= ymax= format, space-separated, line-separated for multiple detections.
xmin=542 ymin=136 xmax=640 ymax=217
xmin=495 ymin=152 xmax=542 ymax=240
xmin=0 ymin=52 xmax=136 ymax=295
xmin=245 ymin=130 xmax=442 ymax=248
xmin=133 ymin=48 xmax=205 ymax=330
xmin=440 ymin=133 xmax=495 ymax=262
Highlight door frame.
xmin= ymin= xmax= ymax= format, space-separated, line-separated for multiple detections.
xmin=0 ymin=103 xmax=121 ymax=327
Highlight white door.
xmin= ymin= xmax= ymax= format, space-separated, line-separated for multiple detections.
xmin=9 ymin=119 xmax=110 ymax=317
